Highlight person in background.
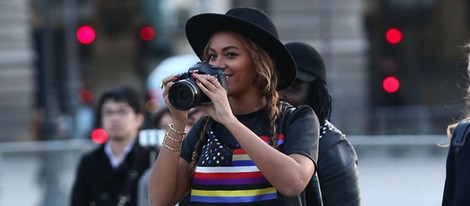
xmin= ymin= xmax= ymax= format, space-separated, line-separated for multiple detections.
xmin=280 ymin=42 xmax=361 ymax=206
xmin=138 ymin=107 xmax=170 ymax=206
xmin=71 ymin=85 xmax=152 ymax=206
xmin=148 ymin=7 xmax=319 ymax=205
xmin=152 ymin=107 xmax=173 ymax=130
xmin=442 ymin=42 xmax=470 ymax=206
xmin=186 ymin=108 xmax=206 ymax=131
xmin=138 ymin=107 xmax=206 ymax=206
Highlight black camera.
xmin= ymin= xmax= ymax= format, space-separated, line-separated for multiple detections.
xmin=168 ymin=62 xmax=227 ymax=110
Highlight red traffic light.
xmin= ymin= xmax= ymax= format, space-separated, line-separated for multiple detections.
xmin=79 ymin=89 xmax=93 ymax=104
xmin=382 ymin=76 xmax=400 ymax=93
xmin=385 ymin=28 xmax=402 ymax=44
xmin=139 ymin=26 xmax=156 ymax=41
xmin=91 ymin=128 xmax=108 ymax=144
xmin=76 ymin=25 xmax=96 ymax=45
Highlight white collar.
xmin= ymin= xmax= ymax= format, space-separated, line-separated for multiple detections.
xmin=104 ymin=140 xmax=134 ymax=169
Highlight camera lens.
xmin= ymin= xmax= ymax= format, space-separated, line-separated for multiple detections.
xmin=169 ymin=79 xmax=200 ymax=110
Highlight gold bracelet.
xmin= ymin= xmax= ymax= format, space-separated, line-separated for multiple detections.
xmin=162 ymin=142 xmax=181 ymax=152
xmin=168 ymin=123 xmax=186 ymax=135
xmin=162 ymin=135 xmax=181 ymax=152
xmin=165 ymin=131 xmax=183 ymax=143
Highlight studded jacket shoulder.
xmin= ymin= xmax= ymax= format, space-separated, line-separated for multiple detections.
xmin=316 ymin=120 xmax=361 ymax=206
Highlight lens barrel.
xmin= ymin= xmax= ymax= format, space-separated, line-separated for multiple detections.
xmin=168 ymin=79 xmax=201 ymax=110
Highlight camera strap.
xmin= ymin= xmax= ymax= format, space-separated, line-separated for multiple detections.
xmin=451 ymin=120 xmax=470 ymax=168
xmin=116 ymin=148 xmax=142 ymax=206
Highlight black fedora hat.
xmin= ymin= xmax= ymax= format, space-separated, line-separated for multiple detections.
xmin=285 ymin=42 xmax=326 ymax=84
xmin=185 ymin=7 xmax=296 ymax=90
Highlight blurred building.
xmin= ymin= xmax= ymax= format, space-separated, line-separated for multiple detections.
xmin=0 ymin=0 xmax=469 ymax=142
xmin=0 ymin=0 xmax=35 ymax=141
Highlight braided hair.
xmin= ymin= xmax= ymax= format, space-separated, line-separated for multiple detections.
xmin=243 ymin=35 xmax=280 ymax=148
xmin=304 ymin=80 xmax=332 ymax=124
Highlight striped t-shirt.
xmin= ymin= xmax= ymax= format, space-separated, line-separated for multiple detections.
xmin=190 ymin=131 xmax=284 ymax=204
xmin=181 ymin=105 xmax=318 ymax=206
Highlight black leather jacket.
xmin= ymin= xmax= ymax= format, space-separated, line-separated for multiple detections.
xmin=306 ymin=121 xmax=360 ymax=206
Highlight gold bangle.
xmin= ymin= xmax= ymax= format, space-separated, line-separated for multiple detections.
xmin=165 ymin=131 xmax=183 ymax=143
xmin=168 ymin=123 xmax=186 ymax=135
xmin=162 ymin=142 xmax=181 ymax=152
xmin=162 ymin=135 xmax=181 ymax=152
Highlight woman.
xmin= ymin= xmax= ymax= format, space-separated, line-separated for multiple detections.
xmin=148 ymin=8 xmax=319 ymax=205
xmin=280 ymin=42 xmax=360 ymax=206
xmin=443 ymin=42 xmax=470 ymax=206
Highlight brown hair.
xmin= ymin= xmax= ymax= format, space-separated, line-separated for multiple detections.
xmin=188 ymin=32 xmax=281 ymax=175
xmin=239 ymin=33 xmax=280 ymax=147
xmin=446 ymin=42 xmax=470 ymax=138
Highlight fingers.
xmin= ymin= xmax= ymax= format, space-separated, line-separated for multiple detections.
xmin=210 ymin=76 xmax=221 ymax=88
xmin=194 ymin=74 xmax=220 ymax=89
xmin=160 ymin=74 xmax=180 ymax=90
xmin=204 ymin=74 xmax=217 ymax=82
xmin=210 ymin=76 xmax=222 ymax=88
xmin=160 ymin=77 xmax=171 ymax=89
xmin=209 ymin=76 xmax=218 ymax=84
xmin=209 ymin=76 xmax=221 ymax=88
xmin=191 ymin=74 xmax=230 ymax=123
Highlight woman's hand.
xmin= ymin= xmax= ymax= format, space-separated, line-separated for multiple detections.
xmin=161 ymin=75 xmax=189 ymax=123
xmin=193 ymin=73 xmax=235 ymax=124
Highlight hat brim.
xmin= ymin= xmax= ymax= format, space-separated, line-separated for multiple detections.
xmin=296 ymin=69 xmax=318 ymax=82
xmin=185 ymin=13 xmax=296 ymax=90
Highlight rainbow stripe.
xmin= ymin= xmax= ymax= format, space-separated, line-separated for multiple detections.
xmin=191 ymin=187 xmax=277 ymax=203
xmin=191 ymin=148 xmax=277 ymax=203
xmin=259 ymin=134 xmax=285 ymax=145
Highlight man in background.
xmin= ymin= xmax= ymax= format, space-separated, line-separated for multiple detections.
xmin=71 ymin=85 xmax=152 ymax=206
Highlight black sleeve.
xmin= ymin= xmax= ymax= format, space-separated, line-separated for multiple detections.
xmin=70 ymin=156 xmax=92 ymax=206
xmin=443 ymin=121 xmax=470 ymax=206
xmin=317 ymin=132 xmax=360 ymax=206
xmin=449 ymin=130 xmax=470 ymax=205
xmin=442 ymin=147 xmax=454 ymax=206
xmin=281 ymin=105 xmax=319 ymax=166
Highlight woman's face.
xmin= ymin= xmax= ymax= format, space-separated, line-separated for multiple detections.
xmin=207 ymin=31 xmax=256 ymax=97
xmin=279 ymin=79 xmax=309 ymax=106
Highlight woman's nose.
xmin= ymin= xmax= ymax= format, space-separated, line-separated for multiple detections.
xmin=218 ymin=64 xmax=226 ymax=70
xmin=210 ymin=57 xmax=225 ymax=69
xmin=214 ymin=61 xmax=225 ymax=69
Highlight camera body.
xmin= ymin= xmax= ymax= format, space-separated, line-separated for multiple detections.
xmin=168 ymin=62 xmax=227 ymax=110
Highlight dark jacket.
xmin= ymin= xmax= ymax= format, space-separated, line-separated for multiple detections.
xmin=71 ymin=139 xmax=152 ymax=206
xmin=306 ymin=121 xmax=360 ymax=206
xmin=442 ymin=121 xmax=470 ymax=206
